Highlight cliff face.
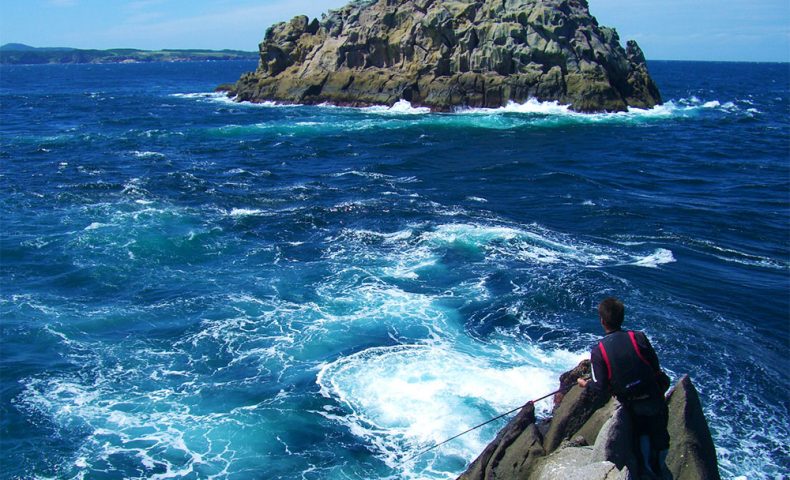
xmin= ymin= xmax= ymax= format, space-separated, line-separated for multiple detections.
xmin=229 ymin=0 xmax=662 ymax=112
xmin=457 ymin=364 xmax=721 ymax=480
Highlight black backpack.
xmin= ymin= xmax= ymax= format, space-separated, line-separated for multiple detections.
xmin=598 ymin=331 xmax=669 ymax=404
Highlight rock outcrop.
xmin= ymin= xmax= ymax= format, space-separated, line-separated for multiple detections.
xmin=459 ymin=403 xmax=546 ymax=479
xmin=665 ymin=376 xmax=721 ymax=480
xmin=227 ymin=0 xmax=662 ymax=112
xmin=458 ymin=364 xmax=721 ymax=480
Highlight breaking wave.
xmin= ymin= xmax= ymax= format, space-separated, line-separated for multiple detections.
xmin=174 ymin=93 xmax=753 ymax=130
xmin=317 ymin=343 xmax=584 ymax=478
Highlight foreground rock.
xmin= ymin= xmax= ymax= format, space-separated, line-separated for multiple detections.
xmin=226 ymin=0 xmax=662 ymax=112
xmin=458 ymin=365 xmax=721 ymax=480
xmin=665 ymin=376 xmax=721 ymax=480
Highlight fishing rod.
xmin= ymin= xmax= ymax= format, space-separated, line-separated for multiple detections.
xmin=405 ymin=376 xmax=590 ymax=463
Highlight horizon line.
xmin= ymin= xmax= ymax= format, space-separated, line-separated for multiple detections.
xmin=2 ymin=42 xmax=788 ymax=64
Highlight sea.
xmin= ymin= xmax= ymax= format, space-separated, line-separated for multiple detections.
xmin=0 ymin=60 xmax=788 ymax=480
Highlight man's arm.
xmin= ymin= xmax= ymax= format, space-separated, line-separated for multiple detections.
xmin=578 ymin=345 xmax=609 ymax=396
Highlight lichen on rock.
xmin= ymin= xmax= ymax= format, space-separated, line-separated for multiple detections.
xmin=227 ymin=0 xmax=662 ymax=112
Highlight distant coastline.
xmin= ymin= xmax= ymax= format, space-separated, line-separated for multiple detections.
xmin=0 ymin=43 xmax=258 ymax=65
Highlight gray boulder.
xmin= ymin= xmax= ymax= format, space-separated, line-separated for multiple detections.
xmin=574 ymin=396 xmax=617 ymax=446
xmin=542 ymin=383 xmax=602 ymax=453
xmin=532 ymin=446 xmax=629 ymax=480
xmin=227 ymin=0 xmax=662 ymax=112
xmin=666 ymin=375 xmax=721 ymax=480
xmin=458 ymin=403 xmax=545 ymax=480
xmin=590 ymin=404 xmax=639 ymax=474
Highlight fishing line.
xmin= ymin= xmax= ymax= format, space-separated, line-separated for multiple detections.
xmin=405 ymin=378 xmax=587 ymax=462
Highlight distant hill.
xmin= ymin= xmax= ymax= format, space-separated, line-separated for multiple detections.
xmin=0 ymin=44 xmax=258 ymax=64
xmin=0 ymin=43 xmax=42 ymax=51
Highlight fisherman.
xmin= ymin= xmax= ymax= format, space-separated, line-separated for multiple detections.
xmin=577 ymin=297 xmax=672 ymax=479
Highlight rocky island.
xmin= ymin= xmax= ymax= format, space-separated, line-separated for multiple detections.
xmin=457 ymin=361 xmax=721 ymax=480
xmin=224 ymin=0 xmax=662 ymax=112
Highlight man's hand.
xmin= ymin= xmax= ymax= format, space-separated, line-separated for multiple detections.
xmin=577 ymin=377 xmax=589 ymax=388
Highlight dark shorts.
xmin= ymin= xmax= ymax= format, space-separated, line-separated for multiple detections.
xmin=630 ymin=401 xmax=670 ymax=451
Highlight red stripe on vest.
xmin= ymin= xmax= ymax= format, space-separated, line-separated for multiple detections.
xmin=598 ymin=341 xmax=612 ymax=380
xmin=628 ymin=331 xmax=652 ymax=368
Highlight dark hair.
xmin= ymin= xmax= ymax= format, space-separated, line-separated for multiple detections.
xmin=598 ymin=297 xmax=624 ymax=330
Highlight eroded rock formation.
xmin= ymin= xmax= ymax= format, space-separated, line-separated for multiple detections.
xmin=458 ymin=364 xmax=721 ymax=480
xmin=226 ymin=0 xmax=662 ymax=112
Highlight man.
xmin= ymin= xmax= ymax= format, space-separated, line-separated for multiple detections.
xmin=577 ymin=297 xmax=671 ymax=479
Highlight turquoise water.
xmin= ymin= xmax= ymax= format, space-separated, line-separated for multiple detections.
xmin=1 ymin=61 xmax=788 ymax=479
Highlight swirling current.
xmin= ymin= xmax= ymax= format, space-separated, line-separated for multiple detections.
xmin=1 ymin=61 xmax=788 ymax=479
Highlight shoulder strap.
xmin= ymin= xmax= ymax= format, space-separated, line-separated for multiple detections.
xmin=628 ymin=331 xmax=653 ymax=369
xmin=598 ymin=341 xmax=612 ymax=380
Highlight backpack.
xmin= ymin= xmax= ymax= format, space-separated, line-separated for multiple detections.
xmin=598 ymin=331 xmax=669 ymax=405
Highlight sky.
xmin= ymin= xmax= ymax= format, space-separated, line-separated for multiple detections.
xmin=1 ymin=0 xmax=788 ymax=62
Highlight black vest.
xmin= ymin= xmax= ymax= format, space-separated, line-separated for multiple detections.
xmin=598 ymin=330 xmax=660 ymax=404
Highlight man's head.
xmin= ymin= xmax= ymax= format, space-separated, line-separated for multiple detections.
xmin=598 ymin=297 xmax=624 ymax=331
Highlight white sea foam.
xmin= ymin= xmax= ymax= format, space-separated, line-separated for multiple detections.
xmin=84 ymin=222 xmax=108 ymax=231
xmin=253 ymin=100 xmax=294 ymax=108
xmin=121 ymin=178 xmax=149 ymax=197
xmin=313 ymin=272 xmax=456 ymax=340
xmin=327 ymin=219 xmax=687 ymax=313
xmin=171 ymin=92 xmax=234 ymax=104
xmin=186 ymin=92 xmax=751 ymax=140
xmin=450 ymin=96 xmax=747 ymax=124
xmin=316 ymin=343 xmax=584 ymax=474
xmin=422 ymin=223 xmax=596 ymax=266
xmin=17 ymin=321 xmax=293 ymax=478
xmin=694 ymin=240 xmax=786 ymax=270
xmin=330 ymin=170 xmax=419 ymax=184
xmin=332 ymin=170 xmax=387 ymax=180
xmin=424 ymin=223 xmax=522 ymax=246
xmin=175 ymin=93 xmax=744 ymax=123
xmin=172 ymin=92 xmax=297 ymax=108
xmin=228 ymin=208 xmax=266 ymax=217
xmin=329 ymin=227 xmax=414 ymax=244
xmin=171 ymin=92 xmax=213 ymax=99
xmin=361 ymin=100 xmax=432 ymax=115
xmin=131 ymin=150 xmax=164 ymax=158
xmin=456 ymin=98 xmax=573 ymax=115
xmin=631 ymin=248 xmax=676 ymax=268
xmin=383 ymin=253 xmax=437 ymax=280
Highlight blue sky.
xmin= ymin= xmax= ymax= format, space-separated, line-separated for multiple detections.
xmin=1 ymin=0 xmax=788 ymax=61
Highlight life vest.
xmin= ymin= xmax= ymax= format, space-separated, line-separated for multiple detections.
xmin=598 ymin=330 xmax=661 ymax=403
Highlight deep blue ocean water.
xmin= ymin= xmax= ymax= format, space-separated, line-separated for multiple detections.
xmin=0 ymin=60 xmax=788 ymax=479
